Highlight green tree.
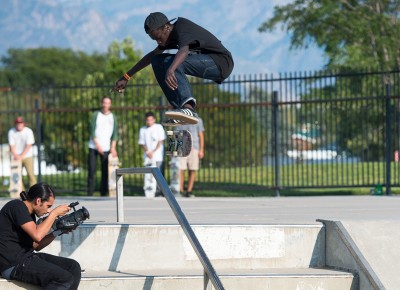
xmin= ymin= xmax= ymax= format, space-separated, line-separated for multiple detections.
xmin=260 ymin=1 xmax=400 ymax=161
xmin=0 ymin=47 xmax=106 ymax=87
xmin=259 ymin=0 xmax=400 ymax=71
xmin=39 ymin=38 xmax=162 ymax=171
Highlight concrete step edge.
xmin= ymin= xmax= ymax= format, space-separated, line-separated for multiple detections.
xmin=79 ymin=268 xmax=354 ymax=280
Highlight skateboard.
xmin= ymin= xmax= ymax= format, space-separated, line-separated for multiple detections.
xmin=169 ymin=156 xmax=181 ymax=196
xmin=165 ymin=130 xmax=192 ymax=157
xmin=9 ymin=159 xmax=22 ymax=198
xmin=144 ymin=158 xmax=157 ymax=198
xmin=108 ymin=155 xmax=120 ymax=197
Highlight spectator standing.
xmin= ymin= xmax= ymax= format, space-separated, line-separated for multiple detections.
xmin=8 ymin=117 xmax=37 ymax=189
xmin=87 ymin=96 xmax=118 ymax=196
xmin=179 ymin=117 xmax=204 ymax=197
xmin=138 ymin=112 xmax=166 ymax=197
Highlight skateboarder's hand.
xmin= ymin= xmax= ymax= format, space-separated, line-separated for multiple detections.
xmin=113 ymin=77 xmax=128 ymax=93
xmin=165 ymin=68 xmax=178 ymax=90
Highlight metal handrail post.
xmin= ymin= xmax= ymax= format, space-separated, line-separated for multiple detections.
xmin=116 ymin=172 xmax=124 ymax=222
xmin=204 ymin=270 xmax=213 ymax=290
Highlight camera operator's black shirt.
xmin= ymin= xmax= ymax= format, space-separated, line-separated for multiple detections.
xmin=0 ymin=200 xmax=35 ymax=272
xmin=159 ymin=17 xmax=234 ymax=82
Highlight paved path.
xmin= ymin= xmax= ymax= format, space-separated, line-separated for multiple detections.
xmin=1 ymin=195 xmax=397 ymax=225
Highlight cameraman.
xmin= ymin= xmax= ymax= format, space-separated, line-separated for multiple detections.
xmin=0 ymin=183 xmax=81 ymax=290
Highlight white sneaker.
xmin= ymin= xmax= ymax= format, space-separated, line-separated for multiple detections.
xmin=165 ymin=108 xmax=199 ymax=124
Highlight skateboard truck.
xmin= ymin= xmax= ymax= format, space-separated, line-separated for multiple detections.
xmin=165 ymin=129 xmax=192 ymax=157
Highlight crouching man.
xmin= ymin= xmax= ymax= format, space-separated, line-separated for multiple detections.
xmin=0 ymin=183 xmax=81 ymax=290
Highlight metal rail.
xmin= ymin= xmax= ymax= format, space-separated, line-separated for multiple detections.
xmin=115 ymin=167 xmax=225 ymax=290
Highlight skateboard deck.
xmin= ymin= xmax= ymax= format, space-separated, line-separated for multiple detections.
xmin=169 ymin=156 xmax=181 ymax=196
xmin=9 ymin=159 xmax=22 ymax=198
xmin=144 ymin=158 xmax=157 ymax=198
xmin=108 ymin=155 xmax=120 ymax=197
xmin=165 ymin=130 xmax=192 ymax=157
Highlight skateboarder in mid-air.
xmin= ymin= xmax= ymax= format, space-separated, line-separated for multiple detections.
xmin=113 ymin=12 xmax=234 ymax=126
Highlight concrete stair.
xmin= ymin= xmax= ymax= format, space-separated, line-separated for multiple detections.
xmin=0 ymin=223 xmax=356 ymax=290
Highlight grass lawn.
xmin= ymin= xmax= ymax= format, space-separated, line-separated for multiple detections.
xmin=0 ymin=162 xmax=399 ymax=197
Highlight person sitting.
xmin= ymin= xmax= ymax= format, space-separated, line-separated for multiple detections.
xmin=0 ymin=183 xmax=81 ymax=290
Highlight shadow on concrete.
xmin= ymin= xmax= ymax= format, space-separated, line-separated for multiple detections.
xmin=308 ymin=224 xmax=325 ymax=268
xmin=143 ymin=276 xmax=154 ymax=289
xmin=108 ymin=225 xmax=129 ymax=271
xmin=58 ymin=225 xmax=96 ymax=258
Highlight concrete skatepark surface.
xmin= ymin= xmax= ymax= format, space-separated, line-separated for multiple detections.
xmin=0 ymin=195 xmax=398 ymax=289
xmin=0 ymin=195 xmax=392 ymax=225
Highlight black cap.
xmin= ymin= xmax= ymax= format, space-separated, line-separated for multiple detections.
xmin=144 ymin=12 xmax=176 ymax=34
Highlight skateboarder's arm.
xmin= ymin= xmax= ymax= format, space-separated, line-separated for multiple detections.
xmin=125 ymin=47 xmax=164 ymax=79
xmin=114 ymin=48 xmax=163 ymax=93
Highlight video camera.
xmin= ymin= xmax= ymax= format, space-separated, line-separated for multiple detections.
xmin=37 ymin=201 xmax=90 ymax=231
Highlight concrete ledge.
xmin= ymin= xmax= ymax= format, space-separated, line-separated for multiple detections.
xmin=0 ymin=268 xmax=354 ymax=290
xmin=41 ymin=223 xmax=325 ymax=272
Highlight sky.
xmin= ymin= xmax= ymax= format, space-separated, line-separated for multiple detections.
xmin=0 ymin=0 xmax=326 ymax=76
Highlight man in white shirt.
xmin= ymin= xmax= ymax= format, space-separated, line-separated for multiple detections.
xmin=87 ymin=96 xmax=118 ymax=196
xmin=8 ymin=117 xmax=37 ymax=188
xmin=138 ymin=112 xmax=166 ymax=197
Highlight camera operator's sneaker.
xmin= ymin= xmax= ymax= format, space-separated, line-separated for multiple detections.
xmin=165 ymin=108 xmax=198 ymax=124
xmin=162 ymin=118 xmax=185 ymax=127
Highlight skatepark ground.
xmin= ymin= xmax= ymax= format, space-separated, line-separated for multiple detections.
xmin=0 ymin=195 xmax=398 ymax=289
xmin=18 ymin=194 xmax=395 ymax=225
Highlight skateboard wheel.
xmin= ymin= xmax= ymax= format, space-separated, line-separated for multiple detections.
xmin=167 ymin=130 xmax=173 ymax=135
xmin=173 ymin=151 xmax=178 ymax=157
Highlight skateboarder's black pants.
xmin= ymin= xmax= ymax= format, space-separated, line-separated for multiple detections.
xmin=87 ymin=148 xmax=109 ymax=196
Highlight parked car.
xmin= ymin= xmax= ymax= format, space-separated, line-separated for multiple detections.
xmin=287 ymin=145 xmax=351 ymax=161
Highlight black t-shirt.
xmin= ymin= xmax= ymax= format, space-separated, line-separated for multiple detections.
xmin=159 ymin=17 xmax=234 ymax=82
xmin=0 ymin=200 xmax=35 ymax=272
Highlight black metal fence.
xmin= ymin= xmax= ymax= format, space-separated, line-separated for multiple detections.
xmin=1 ymin=69 xmax=399 ymax=195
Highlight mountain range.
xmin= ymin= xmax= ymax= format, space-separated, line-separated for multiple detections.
xmin=0 ymin=0 xmax=325 ymax=75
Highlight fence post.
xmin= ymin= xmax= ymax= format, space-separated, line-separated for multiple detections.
xmin=35 ymin=99 xmax=42 ymax=182
xmin=385 ymin=83 xmax=391 ymax=195
xmin=272 ymin=91 xmax=280 ymax=197
xmin=159 ymin=95 xmax=165 ymax=121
